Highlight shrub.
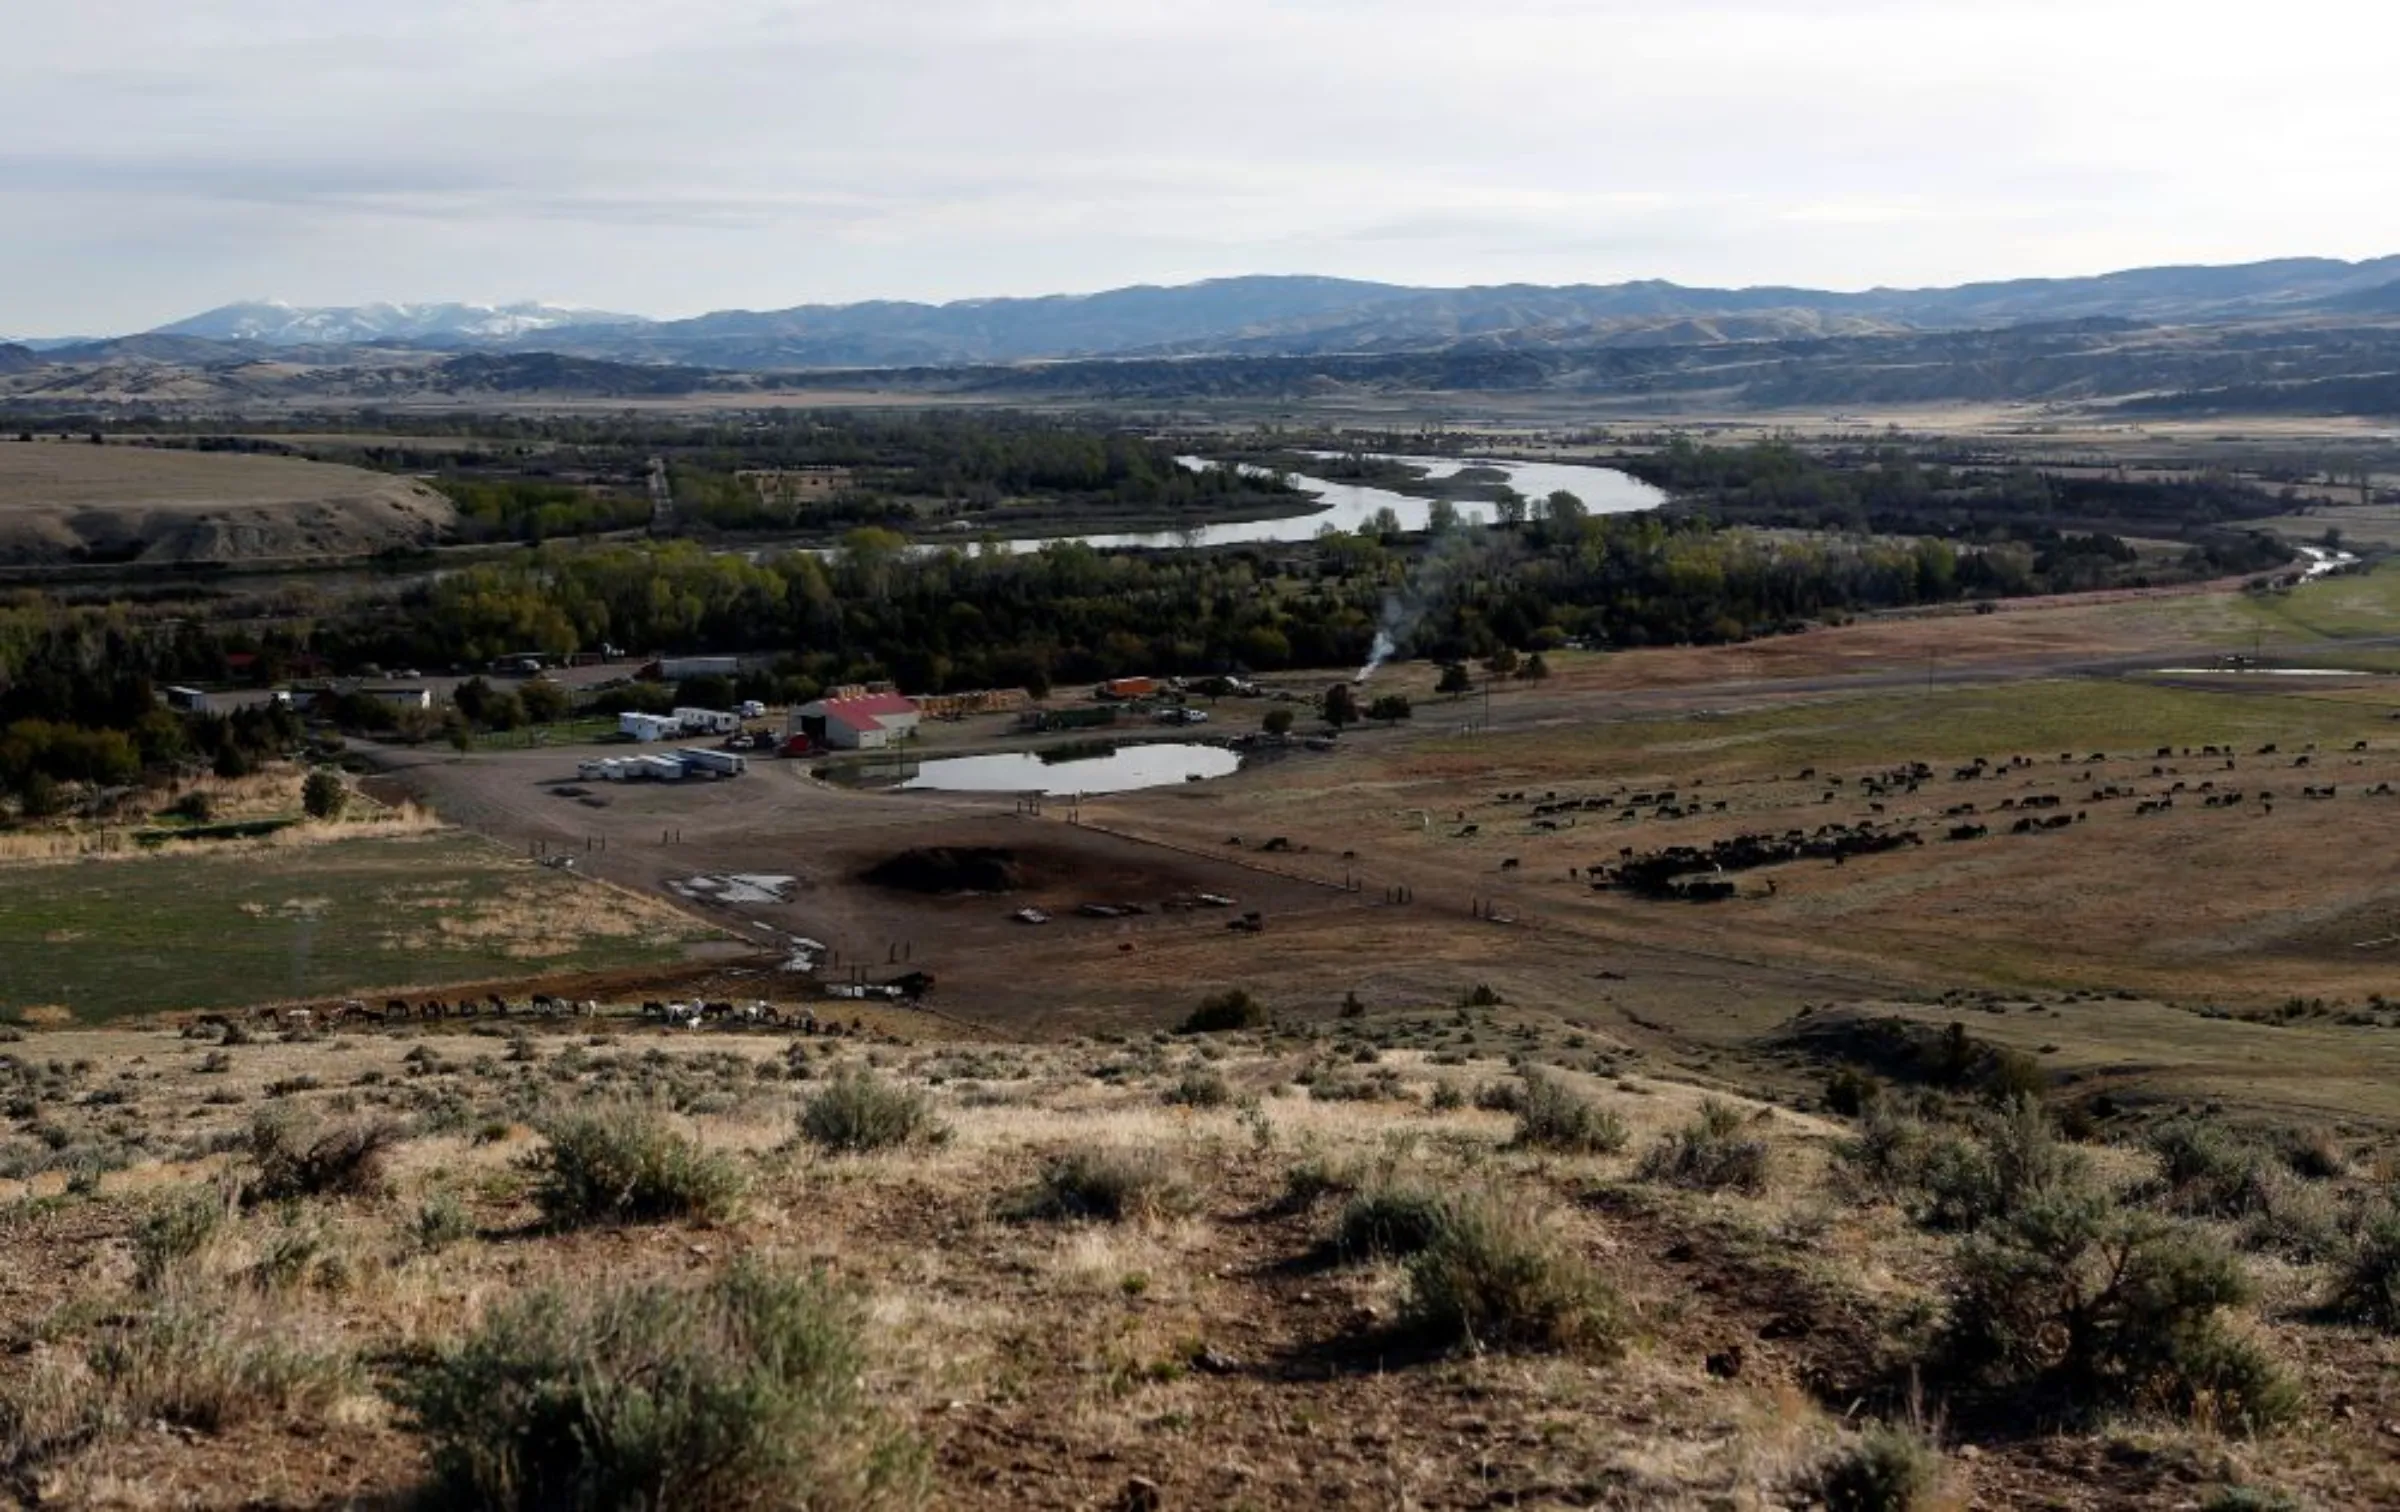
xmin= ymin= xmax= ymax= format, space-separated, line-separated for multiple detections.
xmin=1914 ymin=1096 xmax=2087 ymax=1232
xmin=1816 ymin=1423 xmax=1943 ymax=1512
xmin=415 ymin=1191 xmax=476 ymax=1253
xmin=1511 ymin=1071 xmax=1628 ymax=1154
xmin=2201 ymin=1487 xmax=2306 ymax=1512
xmin=89 ymin=1304 xmax=358 ymax=1434
xmin=1429 ymin=1081 xmax=1466 ymax=1112
xmin=525 ymin=1106 xmax=745 ymax=1229
xmin=1824 ymin=1066 xmax=1882 ymax=1118
xmin=244 ymin=1111 xmax=401 ymax=1205
xmin=1636 ymin=1100 xmax=1771 ymax=1194
xmin=1939 ymin=1194 xmax=2296 ymax=1433
xmin=2324 ymin=1206 xmax=2400 ymax=1332
xmin=1398 ymin=1198 xmax=1621 ymax=1355
xmin=2276 ymin=1126 xmax=2347 ymax=1181
xmin=133 ymin=1189 xmax=227 ymax=1291
xmin=1834 ymin=1103 xmax=1932 ymax=1200
xmin=2149 ymin=1119 xmax=2276 ymax=1219
xmin=1473 ymin=1080 xmax=1525 ymax=1114
xmin=301 ymin=769 xmax=346 ymax=821
xmin=1332 ymin=1185 xmax=1454 ymax=1263
xmin=1276 ymin=1154 xmax=1358 ymax=1213
xmin=1163 ymin=1067 xmax=1233 ymax=1108
xmin=1177 ymin=989 xmax=1266 ymax=1035
xmin=797 ymin=1071 xmax=940 ymax=1154
xmin=1014 ymin=1146 xmax=1200 ymax=1223
xmin=403 ymin=1261 xmax=920 ymax=1510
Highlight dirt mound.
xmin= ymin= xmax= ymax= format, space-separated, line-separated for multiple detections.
xmin=0 ymin=442 xmax=454 ymax=568
xmin=862 ymin=846 xmax=1030 ymax=895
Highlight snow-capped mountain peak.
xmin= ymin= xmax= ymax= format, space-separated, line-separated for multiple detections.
xmin=149 ymin=300 xmax=648 ymax=345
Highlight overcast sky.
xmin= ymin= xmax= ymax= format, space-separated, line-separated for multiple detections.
xmin=8 ymin=0 xmax=2397 ymax=334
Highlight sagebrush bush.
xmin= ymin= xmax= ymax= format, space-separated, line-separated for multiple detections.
xmin=243 ymin=1111 xmax=401 ymax=1205
xmin=1510 ymin=1071 xmax=1628 ymax=1154
xmin=1816 ymin=1423 xmax=1943 ymax=1512
xmin=1399 ymin=1198 xmax=1621 ymax=1356
xmin=414 ymin=1191 xmax=476 ymax=1253
xmin=89 ymin=1304 xmax=358 ymax=1435
xmin=1015 ymin=1146 xmax=1201 ymax=1223
xmin=1824 ymin=1065 xmax=1882 ymax=1118
xmin=1913 ymin=1096 xmax=2087 ymax=1232
xmin=1938 ymin=1193 xmax=2296 ymax=1433
xmin=798 ymin=1071 xmax=941 ymax=1154
xmin=525 ymin=1105 xmax=745 ymax=1228
xmin=133 ymin=1188 xmax=227 ymax=1291
xmin=1635 ymin=1100 xmax=1770 ymax=1194
xmin=1164 ymin=1066 xmax=1232 ymax=1108
xmin=2149 ymin=1119 xmax=2277 ymax=1219
xmin=404 ymin=1261 xmax=921 ymax=1510
xmin=1333 ymin=1185 xmax=1454 ymax=1263
xmin=2277 ymin=1126 xmax=2347 ymax=1181
xmin=1473 ymin=1080 xmax=1525 ymax=1114
xmin=2323 ymin=1207 xmax=2400 ymax=1332
xmin=1177 ymin=989 xmax=1265 ymax=1035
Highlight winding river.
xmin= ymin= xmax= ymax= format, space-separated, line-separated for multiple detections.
xmin=991 ymin=453 xmax=1665 ymax=553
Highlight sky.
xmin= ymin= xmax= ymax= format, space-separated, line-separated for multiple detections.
xmin=7 ymin=0 xmax=2399 ymax=335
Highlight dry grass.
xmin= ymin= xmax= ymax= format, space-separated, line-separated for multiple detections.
xmin=0 ymin=1014 xmax=2387 ymax=1508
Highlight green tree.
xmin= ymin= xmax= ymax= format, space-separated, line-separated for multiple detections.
xmin=518 ymin=679 xmax=572 ymax=724
xmin=1262 ymin=708 xmax=1295 ymax=738
xmin=1426 ymin=498 xmax=1462 ymax=534
xmin=1368 ymin=693 xmax=1413 ymax=725
xmin=1484 ymin=646 xmax=1520 ymax=678
xmin=18 ymin=770 xmax=62 ymax=818
xmin=1520 ymin=652 xmax=1551 ymax=682
xmin=1324 ymin=683 xmax=1360 ymax=729
xmin=1437 ymin=663 xmax=1474 ymax=696
xmin=1493 ymin=488 xmax=1528 ymax=528
xmin=302 ymin=769 xmax=347 ymax=822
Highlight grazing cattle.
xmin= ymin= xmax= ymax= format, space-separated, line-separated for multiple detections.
xmin=641 ymin=1000 xmax=667 ymax=1020
xmin=1500 ymin=857 xmax=1521 ymax=871
xmin=487 ymin=994 xmax=510 ymax=1016
xmin=384 ymin=998 xmax=409 ymax=1019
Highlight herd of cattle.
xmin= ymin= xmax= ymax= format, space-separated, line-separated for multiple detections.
xmin=1472 ymin=738 xmax=2394 ymax=902
xmin=218 ymin=994 xmax=863 ymax=1035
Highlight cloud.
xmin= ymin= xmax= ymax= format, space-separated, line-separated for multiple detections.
xmin=5 ymin=0 xmax=2397 ymax=332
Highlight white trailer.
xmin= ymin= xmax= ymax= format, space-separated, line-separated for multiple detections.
xmin=679 ymin=748 xmax=748 ymax=777
xmin=673 ymin=707 xmax=742 ymax=736
xmin=634 ymin=755 xmax=686 ymax=782
xmin=620 ymin=712 xmax=680 ymax=743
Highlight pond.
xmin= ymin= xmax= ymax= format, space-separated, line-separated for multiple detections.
xmin=838 ymin=740 xmax=1241 ymax=795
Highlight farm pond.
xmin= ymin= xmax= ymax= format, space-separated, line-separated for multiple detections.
xmin=825 ymin=740 xmax=1240 ymax=796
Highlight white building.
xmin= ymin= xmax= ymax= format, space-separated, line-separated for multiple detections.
xmin=792 ymin=692 xmax=922 ymax=751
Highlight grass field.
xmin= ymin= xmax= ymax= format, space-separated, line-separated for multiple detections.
xmin=466 ymin=717 xmax=625 ymax=752
xmin=0 ymin=830 xmax=714 ymax=1022
xmin=2231 ymin=560 xmax=2400 ymax=643
xmin=1407 ymin=676 xmax=2400 ymax=782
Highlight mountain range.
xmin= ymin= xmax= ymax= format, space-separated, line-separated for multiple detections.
xmin=38 ymin=256 xmax=2399 ymax=372
xmin=6 ymin=257 xmax=2400 ymax=415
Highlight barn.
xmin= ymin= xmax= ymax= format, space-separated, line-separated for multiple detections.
xmin=792 ymin=692 xmax=922 ymax=751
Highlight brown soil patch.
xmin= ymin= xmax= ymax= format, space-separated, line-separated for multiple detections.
xmin=0 ymin=441 xmax=453 ymax=566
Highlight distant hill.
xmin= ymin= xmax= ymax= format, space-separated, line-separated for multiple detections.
xmin=0 ymin=344 xmax=41 ymax=376
xmin=152 ymin=300 xmax=646 ymax=346
xmin=120 ymin=257 xmax=2400 ymax=372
